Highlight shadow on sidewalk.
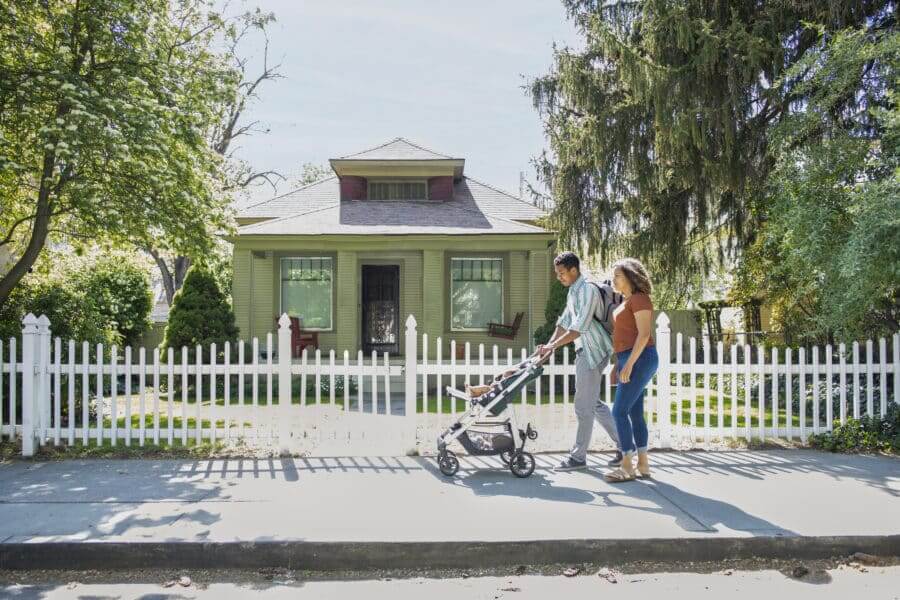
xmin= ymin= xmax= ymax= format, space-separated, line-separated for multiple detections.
xmin=643 ymin=450 xmax=898 ymax=497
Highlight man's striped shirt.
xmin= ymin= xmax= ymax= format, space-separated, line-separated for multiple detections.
xmin=556 ymin=275 xmax=614 ymax=370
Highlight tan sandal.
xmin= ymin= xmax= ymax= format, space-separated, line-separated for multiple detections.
xmin=636 ymin=452 xmax=651 ymax=479
xmin=604 ymin=468 xmax=636 ymax=483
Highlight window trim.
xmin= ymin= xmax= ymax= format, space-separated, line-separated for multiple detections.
xmin=367 ymin=179 xmax=429 ymax=201
xmin=449 ymin=257 xmax=504 ymax=332
xmin=279 ymin=256 xmax=335 ymax=332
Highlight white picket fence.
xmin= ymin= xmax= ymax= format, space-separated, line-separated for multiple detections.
xmin=1 ymin=313 xmax=898 ymax=456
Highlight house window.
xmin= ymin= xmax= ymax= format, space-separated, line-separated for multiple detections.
xmin=450 ymin=258 xmax=503 ymax=331
xmin=368 ymin=180 xmax=427 ymax=200
xmin=281 ymin=257 xmax=333 ymax=330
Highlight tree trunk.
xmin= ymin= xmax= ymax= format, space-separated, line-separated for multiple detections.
xmin=143 ymin=249 xmax=193 ymax=306
xmin=0 ymin=152 xmax=57 ymax=310
xmin=174 ymin=256 xmax=191 ymax=291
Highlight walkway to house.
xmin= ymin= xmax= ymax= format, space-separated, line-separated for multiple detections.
xmin=0 ymin=450 xmax=896 ymax=570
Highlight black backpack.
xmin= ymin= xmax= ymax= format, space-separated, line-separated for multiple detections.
xmin=588 ymin=280 xmax=623 ymax=335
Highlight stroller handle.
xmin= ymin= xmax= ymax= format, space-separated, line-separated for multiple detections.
xmin=529 ymin=349 xmax=554 ymax=367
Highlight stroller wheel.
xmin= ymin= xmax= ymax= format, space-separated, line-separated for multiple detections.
xmin=438 ymin=451 xmax=460 ymax=477
xmin=500 ymin=450 xmax=514 ymax=465
xmin=509 ymin=451 xmax=536 ymax=478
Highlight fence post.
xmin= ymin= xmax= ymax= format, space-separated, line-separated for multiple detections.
xmin=277 ymin=313 xmax=292 ymax=452
xmin=20 ymin=314 xmax=39 ymax=457
xmin=655 ymin=312 xmax=672 ymax=449
xmin=37 ymin=315 xmax=51 ymax=441
xmin=404 ymin=315 xmax=418 ymax=452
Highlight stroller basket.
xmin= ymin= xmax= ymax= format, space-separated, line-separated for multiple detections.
xmin=452 ymin=422 xmax=515 ymax=456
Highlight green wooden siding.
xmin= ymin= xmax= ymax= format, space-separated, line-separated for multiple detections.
xmin=529 ymin=249 xmax=551 ymax=348
xmin=232 ymin=249 xmax=251 ymax=337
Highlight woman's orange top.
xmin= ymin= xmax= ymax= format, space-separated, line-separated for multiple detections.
xmin=612 ymin=293 xmax=655 ymax=353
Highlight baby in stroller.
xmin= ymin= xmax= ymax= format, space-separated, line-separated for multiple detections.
xmin=464 ymin=361 xmax=528 ymax=398
xmin=436 ymin=350 xmax=551 ymax=478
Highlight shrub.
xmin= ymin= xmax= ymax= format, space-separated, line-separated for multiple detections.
xmin=162 ymin=264 xmax=238 ymax=360
xmin=0 ymin=277 xmax=114 ymax=352
xmin=77 ymin=256 xmax=153 ymax=348
xmin=533 ymin=279 xmax=567 ymax=359
xmin=809 ymin=403 xmax=900 ymax=454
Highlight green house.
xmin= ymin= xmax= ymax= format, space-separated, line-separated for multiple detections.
xmin=230 ymin=138 xmax=555 ymax=356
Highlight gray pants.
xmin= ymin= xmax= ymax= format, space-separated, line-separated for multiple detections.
xmin=570 ymin=350 xmax=619 ymax=462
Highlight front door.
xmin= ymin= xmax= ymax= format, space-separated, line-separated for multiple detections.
xmin=361 ymin=265 xmax=400 ymax=355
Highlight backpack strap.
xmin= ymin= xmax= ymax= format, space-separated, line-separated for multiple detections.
xmin=589 ymin=281 xmax=608 ymax=325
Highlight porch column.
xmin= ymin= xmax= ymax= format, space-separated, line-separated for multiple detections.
xmin=335 ymin=251 xmax=358 ymax=353
xmin=422 ymin=250 xmax=444 ymax=340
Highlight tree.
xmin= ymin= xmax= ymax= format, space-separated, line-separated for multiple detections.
xmin=732 ymin=28 xmax=899 ymax=343
xmin=530 ymin=1 xmax=895 ymax=276
xmin=143 ymin=7 xmax=284 ymax=306
xmin=161 ymin=263 xmax=238 ymax=358
xmin=0 ymin=0 xmax=238 ymax=310
xmin=293 ymin=162 xmax=331 ymax=187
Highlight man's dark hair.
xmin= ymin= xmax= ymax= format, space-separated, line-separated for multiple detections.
xmin=553 ymin=251 xmax=580 ymax=271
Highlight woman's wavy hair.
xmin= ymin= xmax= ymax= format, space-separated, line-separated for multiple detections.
xmin=612 ymin=258 xmax=653 ymax=295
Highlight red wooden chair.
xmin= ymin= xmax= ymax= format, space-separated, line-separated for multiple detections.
xmin=487 ymin=312 xmax=525 ymax=340
xmin=275 ymin=316 xmax=319 ymax=357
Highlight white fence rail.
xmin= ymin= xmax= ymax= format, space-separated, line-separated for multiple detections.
xmin=2 ymin=313 xmax=898 ymax=456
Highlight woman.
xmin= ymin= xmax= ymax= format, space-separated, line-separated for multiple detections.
xmin=605 ymin=258 xmax=658 ymax=483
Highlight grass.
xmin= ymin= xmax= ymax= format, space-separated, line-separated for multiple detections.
xmin=416 ymin=390 xmax=821 ymax=431
xmin=99 ymin=415 xmax=253 ymax=430
xmin=0 ymin=438 xmax=227 ymax=461
xmin=672 ymin=393 xmax=804 ymax=429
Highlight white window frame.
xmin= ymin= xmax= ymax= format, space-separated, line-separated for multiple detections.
xmin=449 ymin=257 xmax=504 ymax=332
xmin=367 ymin=179 xmax=429 ymax=201
xmin=279 ymin=256 xmax=334 ymax=332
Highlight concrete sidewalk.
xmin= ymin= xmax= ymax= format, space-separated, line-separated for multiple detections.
xmin=0 ymin=450 xmax=897 ymax=569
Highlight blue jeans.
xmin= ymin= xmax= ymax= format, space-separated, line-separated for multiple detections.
xmin=613 ymin=345 xmax=659 ymax=454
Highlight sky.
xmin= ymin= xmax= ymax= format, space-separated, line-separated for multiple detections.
xmin=220 ymin=1 xmax=581 ymax=204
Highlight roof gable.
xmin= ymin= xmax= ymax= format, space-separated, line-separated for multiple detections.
xmin=338 ymin=137 xmax=456 ymax=161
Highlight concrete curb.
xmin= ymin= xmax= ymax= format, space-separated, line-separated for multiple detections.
xmin=2 ymin=536 xmax=898 ymax=571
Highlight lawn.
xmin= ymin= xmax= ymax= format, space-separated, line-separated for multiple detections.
xmin=416 ymin=389 xmax=822 ymax=430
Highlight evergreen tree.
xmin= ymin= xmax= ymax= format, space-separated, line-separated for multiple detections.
xmin=162 ymin=264 xmax=238 ymax=359
xmin=531 ymin=0 xmax=895 ymax=276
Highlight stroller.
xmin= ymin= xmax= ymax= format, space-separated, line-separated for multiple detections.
xmin=436 ymin=351 xmax=549 ymax=478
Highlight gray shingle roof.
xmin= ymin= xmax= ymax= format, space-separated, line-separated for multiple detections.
xmin=337 ymin=137 xmax=456 ymax=160
xmin=237 ymin=200 xmax=548 ymax=236
xmin=237 ymin=176 xmax=546 ymax=225
xmin=454 ymin=177 xmax=545 ymax=221
xmin=236 ymin=176 xmax=340 ymax=220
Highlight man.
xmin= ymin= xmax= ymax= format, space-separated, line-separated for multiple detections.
xmin=537 ymin=252 xmax=622 ymax=470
